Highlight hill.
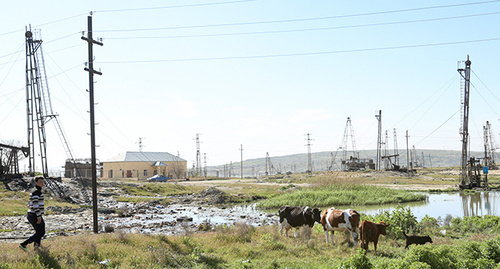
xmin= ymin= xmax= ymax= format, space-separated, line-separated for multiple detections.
xmin=208 ymin=149 xmax=488 ymax=177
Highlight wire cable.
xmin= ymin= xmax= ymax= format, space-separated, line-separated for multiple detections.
xmin=97 ymin=0 xmax=500 ymax=32
xmin=472 ymin=70 xmax=500 ymax=108
xmin=94 ymin=0 xmax=256 ymax=13
xmin=98 ymin=37 xmax=500 ymax=64
xmin=103 ymin=11 xmax=500 ymax=39
xmin=415 ymin=109 xmax=460 ymax=146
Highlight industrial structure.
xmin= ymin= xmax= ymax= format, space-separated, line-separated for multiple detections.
xmin=483 ymin=121 xmax=498 ymax=170
xmin=0 ymin=143 xmax=29 ymax=179
xmin=458 ymin=56 xmax=487 ymax=189
xmin=25 ymin=27 xmax=83 ymax=178
xmin=335 ymin=117 xmax=374 ymax=171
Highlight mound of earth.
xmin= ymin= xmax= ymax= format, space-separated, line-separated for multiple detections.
xmin=199 ymin=187 xmax=228 ymax=204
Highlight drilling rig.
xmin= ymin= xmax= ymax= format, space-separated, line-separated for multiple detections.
xmin=458 ymin=56 xmax=484 ymax=189
xmin=25 ymin=27 xmax=78 ymax=177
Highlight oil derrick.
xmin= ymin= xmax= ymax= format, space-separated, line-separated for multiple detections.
xmin=0 ymin=143 xmax=29 ymax=178
xmin=265 ymin=152 xmax=279 ymax=175
xmin=25 ymin=28 xmax=78 ymax=177
xmin=483 ymin=121 xmax=498 ymax=169
xmin=458 ymin=55 xmax=483 ymax=189
xmin=381 ymin=129 xmax=400 ymax=171
xmin=411 ymin=146 xmax=421 ymax=168
xmin=339 ymin=117 xmax=373 ymax=171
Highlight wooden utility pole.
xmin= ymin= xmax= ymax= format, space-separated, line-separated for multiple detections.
xmin=375 ymin=110 xmax=382 ymax=171
xmin=240 ymin=144 xmax=243 ymax=179
xmin=406 ymin=130 xmax=410 ymax=178
xmin=82 ymin=14 xmax=103 ymax=234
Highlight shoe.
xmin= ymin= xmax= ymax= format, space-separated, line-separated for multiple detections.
xmin=19 ymin=244 xmax=27 ymax=252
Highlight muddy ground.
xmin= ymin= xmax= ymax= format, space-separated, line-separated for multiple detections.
xmin=0 ymin=173 xmax=458 ymax=242
xmin=0 ymin=178 xmax=278 ymax=242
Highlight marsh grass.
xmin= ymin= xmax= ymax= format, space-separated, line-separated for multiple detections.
xmin=258 ymin=182 xmax=426 ymax=209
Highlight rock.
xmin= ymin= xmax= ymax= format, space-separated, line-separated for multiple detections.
xmin=176 ymin=216 xmax=193 ymax=222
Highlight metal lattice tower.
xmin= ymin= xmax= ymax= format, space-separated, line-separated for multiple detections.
xmin=26 ymin=27 xmax=78 ymax=177
xmin=305 ymin=133 xmax=313 ymax=172
xmin=25 ymin=28 xmax=49 ymax=176
xmin=458 ymin=55 xmax=471 ymax=187
xmin=340 ymin=117 xmax=358 ymax=171
xmin=483 ymin=121 xmax=497 ymax=169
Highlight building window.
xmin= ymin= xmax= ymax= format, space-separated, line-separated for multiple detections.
xmin=109 ymin=170 xmax=113 ymax=178
xmin=143 ymin=170 xmax=148 ymax=177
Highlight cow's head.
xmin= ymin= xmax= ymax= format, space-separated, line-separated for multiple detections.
xmin=424 ymin=236 xmax=433 ymax=244
xmin=312 ymin=208 xmax=321 ymax=223
xmin=378 ymin=221 xmax=390 ymax=235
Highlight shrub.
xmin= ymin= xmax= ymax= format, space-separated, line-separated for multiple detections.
xmin=339 ymin=249 xmax=372 ymax=269
xmin=418 ymin=215 xmax=439 ymax=233
xmin=365 ymin=207 xmax=417 ymax=239
xmin=482 ymin=235 xmax=500 ymax=263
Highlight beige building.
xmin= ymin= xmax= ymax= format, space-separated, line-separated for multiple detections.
xmin=101 ymin=151 xmax=187 ymax=180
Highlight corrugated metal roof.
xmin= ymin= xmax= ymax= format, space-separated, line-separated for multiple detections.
xmin=105 ymin=152 xmax=186 ymax=163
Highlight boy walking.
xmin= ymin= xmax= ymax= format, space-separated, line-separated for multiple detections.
xmin=19 ymin=176 xmax=45 ymax=251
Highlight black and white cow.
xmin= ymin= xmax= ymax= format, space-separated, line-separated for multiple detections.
xmin=279 ymin=205 xmax=321 ymax=238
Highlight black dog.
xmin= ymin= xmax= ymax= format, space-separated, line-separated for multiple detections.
xmin=402 ymin=231 xmax=433 ymax=249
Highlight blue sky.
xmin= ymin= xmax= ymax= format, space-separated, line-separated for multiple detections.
xmin=1 ymin=0 xmax=500 ymax=175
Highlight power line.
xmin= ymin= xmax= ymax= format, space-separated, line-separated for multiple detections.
xmin=103 ymin=11 xmax=500 ymax=40
xmin=93 ymin=0 xmax=256 ymax=13
xmin=415 ymin=109 xmax=461 ymax=147
xmin=98 ymin=37 xmax=500 ymax=64
xmin=96 ymin=0 xmax=500 ymax=32
xmin=472 ymin=70 xmax=500 ymax=111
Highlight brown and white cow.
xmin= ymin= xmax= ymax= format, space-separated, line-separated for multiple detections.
xmin=279 ymin=206 xmax=321 ymax=238
xmin=320 ymin=208 xmax=360 ymax=246
xmin=359 ymin=220 xmax=390 ymax=252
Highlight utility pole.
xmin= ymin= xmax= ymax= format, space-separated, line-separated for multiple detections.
xmin=305 ymin=133 xmax=313 ymax=173
xmin=406 ymin=130 xmax=410 ymax=178
xmin=138 ymin=137 xmax=145 ymax=152
xmin=195 ymin=133 xmax=201 ymax=176
xmin=393 ymin=128 xmax=399 ymax=166
xmin=82 ymin=14 xmax=103 ymax=234
xmin=375 ymin=110 xmax=382 ymax=171
xmin=203 ymin=153 xmax=207 ymax=177
xmin=239 ymin=144 xmax=243 ymax=179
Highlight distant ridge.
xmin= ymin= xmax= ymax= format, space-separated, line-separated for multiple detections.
xmin=209 ymin=149 xmax=489 ymax=176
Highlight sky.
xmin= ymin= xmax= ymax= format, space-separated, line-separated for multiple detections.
xmin=1 ymin=0 xmax=500 ymax=175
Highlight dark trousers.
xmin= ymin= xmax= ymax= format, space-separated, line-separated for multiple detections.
xmin=21 ymin=213 xmax=45 ymax=247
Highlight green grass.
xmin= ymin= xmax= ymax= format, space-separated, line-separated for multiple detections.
xmin=1 ymin=215 xmax=500 ymax=268
xmin=258 ymin=184 xmax=427 ymax=209
xmin=0 ymin=193 xmax=81 ymax=217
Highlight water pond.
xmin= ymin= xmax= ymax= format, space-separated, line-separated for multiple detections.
xmin=359 ymin=191 xmax=500 ymax=221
